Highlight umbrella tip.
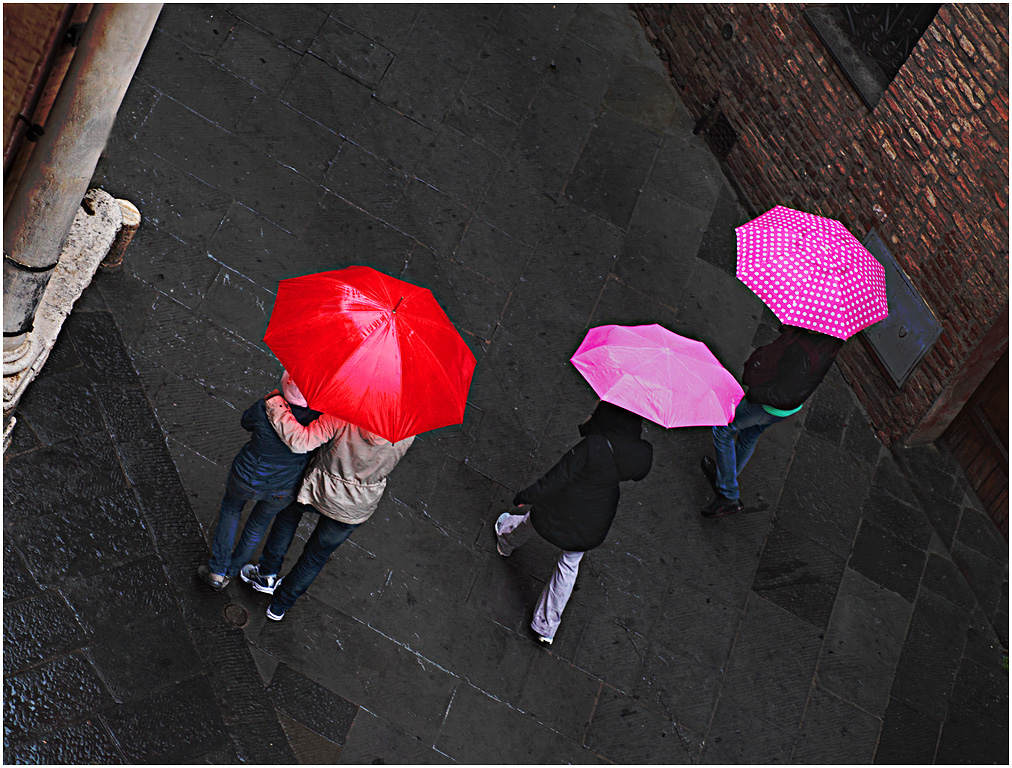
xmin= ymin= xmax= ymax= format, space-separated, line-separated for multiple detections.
xmin=393 ymin=296 xmax=404 ymax=313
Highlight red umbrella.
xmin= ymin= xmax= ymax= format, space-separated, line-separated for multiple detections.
xmin=263 ymin=266 xmax=476 ymax=443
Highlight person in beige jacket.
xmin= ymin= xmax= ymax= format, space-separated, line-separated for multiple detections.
xmin=239 ymin=390 xmax=414 ymax=620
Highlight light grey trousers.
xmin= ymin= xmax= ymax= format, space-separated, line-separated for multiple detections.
xmin=496 ymin=511 xmax=584 ymax=640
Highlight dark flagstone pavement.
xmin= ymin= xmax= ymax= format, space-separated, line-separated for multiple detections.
xmin=4 ymin=4 xmax=1007 ymax=763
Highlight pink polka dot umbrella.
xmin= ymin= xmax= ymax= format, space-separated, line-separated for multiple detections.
xmin=736 ymin=206 xmax=889 ymax=339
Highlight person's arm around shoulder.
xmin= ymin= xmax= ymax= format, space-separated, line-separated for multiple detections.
xmin=513 ymin=437 xmax=591 ymax=507
xmin=264 ymin=392 xmax=344 ymax=453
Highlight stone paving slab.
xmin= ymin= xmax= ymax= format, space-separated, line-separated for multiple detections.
xmin=5 ymin=3 xmax=1007 ymax=764
xmin=791 ymin=685 xmax=883 ymax=764
xmin=700 ymin=693 xmax=797 ymax=764
xmin=4 ymin=305 xmax=291 ymax=762
xmin=816 ymin=569 xmax=913 ymax=717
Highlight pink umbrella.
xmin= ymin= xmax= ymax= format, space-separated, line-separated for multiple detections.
xmin=736 ymin=205 xmax=888 ymax=339
xmin=570 ymin=324 xmax=744 ymax=428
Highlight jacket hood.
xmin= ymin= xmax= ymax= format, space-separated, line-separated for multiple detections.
xmin=783 ymin=325 xmax=846 ymax=354
xmin=579 ymin=401 xmax=643 ymax=440
xmin=608 ymin=434 xmax=653 ymax=481
xmin=281 ymin=370 xmax=308 ymax=407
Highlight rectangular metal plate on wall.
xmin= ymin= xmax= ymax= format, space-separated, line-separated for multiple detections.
xmin=860 ymin=229 xmax=942 ymax=388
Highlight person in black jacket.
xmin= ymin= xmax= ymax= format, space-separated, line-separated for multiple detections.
xmin=494 ymin=402 xmax=653 ymax=644
xmin=701 ymin=325 xmax=843 ymax=518
xmin=197 ymin=371 xmax=322 ymax=591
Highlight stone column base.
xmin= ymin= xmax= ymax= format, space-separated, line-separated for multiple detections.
xmin=3 ymin=188 xmax=130 ymax=452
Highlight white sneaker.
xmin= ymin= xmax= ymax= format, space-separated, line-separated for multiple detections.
xmin=494 ymin=512 xmax=511 ymax=556
xmin=265 ymin=580 xmax=285 ymax=622
xmin=538 ymin=634 xmax=553 ymax=645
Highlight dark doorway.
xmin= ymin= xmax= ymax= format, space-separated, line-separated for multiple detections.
xmin=943 ymin=350 xmax=1009 ymax=539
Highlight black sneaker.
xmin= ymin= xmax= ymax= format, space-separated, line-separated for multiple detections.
xmin=700 ymin=495 xmax=744 ymax=518
xmin=700 ymin=456 xmax=717 ymax=491
xmin=196 ymin=564 xmax=230 ymax=591
xmin=240 ymin=563 xmax=280 ymax=595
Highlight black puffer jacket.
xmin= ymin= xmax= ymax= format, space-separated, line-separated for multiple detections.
xmin=230 ymin=396 xmax=322 ymax=492
xmin=514 ymin=402 xmax=653 ymax=551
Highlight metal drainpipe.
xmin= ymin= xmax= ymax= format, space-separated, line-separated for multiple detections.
xmin=2 ymin=2 xmax=162 ymax=365
xmin=2 ymin=3 xmax=78 ymax=181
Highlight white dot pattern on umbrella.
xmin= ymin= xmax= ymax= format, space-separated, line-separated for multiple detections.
xmin=735 ymin=206 xmax=888 ymax=339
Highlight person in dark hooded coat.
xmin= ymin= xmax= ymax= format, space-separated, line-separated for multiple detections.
xmin=494 ymin=401 xmax=653 ymax=644
xmin=196 ymin=371 xmax=321 ymax=592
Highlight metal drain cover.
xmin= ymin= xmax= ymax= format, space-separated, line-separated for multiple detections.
xmin=224 ymin=603 xmax=249 ymax=628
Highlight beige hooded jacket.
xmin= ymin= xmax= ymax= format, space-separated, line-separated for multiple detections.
xmin=265 ymin=395 xmax=414 ymax=524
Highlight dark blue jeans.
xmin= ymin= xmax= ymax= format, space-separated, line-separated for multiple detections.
xmin=711 ymin=398 xmax=786 ymax=501
xmin=259 ymin=502 xmax=360 ymax=614
xmin=209 ymin=472 xmax=293 ymax=578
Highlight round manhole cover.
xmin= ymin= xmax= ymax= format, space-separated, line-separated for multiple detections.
xmin=223 ymin=603 xmax=249 ymax=628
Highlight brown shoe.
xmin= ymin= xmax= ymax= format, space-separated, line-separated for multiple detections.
xmin=196 ymin=564 xmax=230 ymax=591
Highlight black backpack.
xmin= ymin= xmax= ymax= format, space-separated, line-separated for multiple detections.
xmin=742 ymin=328 xmax=842 ymax=410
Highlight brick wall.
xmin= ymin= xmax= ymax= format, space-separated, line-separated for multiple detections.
xmin=633 ymin=3 xmax=1009 ymax=446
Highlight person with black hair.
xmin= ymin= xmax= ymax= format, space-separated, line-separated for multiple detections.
xmin=494 ymin=401 xmax=653 ymax=644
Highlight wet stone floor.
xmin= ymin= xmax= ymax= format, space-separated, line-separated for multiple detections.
xmin=4 ymin=3 xmax=1008 ymax=764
